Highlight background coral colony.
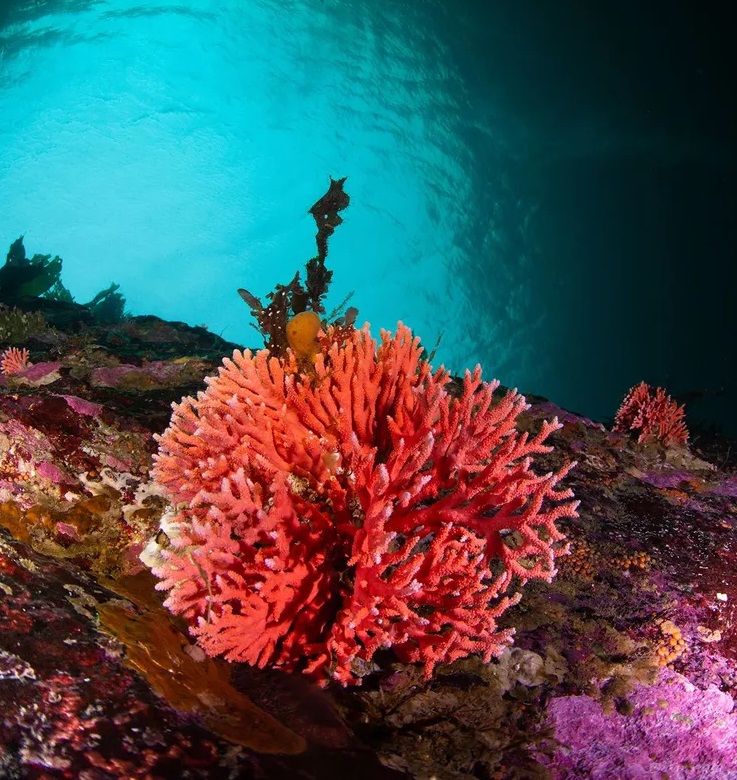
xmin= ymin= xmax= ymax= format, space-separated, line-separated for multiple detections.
xmin=0 ymin=1 xmax=736 ymax=778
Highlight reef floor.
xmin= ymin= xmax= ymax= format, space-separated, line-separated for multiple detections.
xmin=1 ymin=312 xmax=736 ymax=779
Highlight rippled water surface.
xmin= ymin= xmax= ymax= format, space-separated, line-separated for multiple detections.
xmin=1 ymin=0 xmax=735 ymax=433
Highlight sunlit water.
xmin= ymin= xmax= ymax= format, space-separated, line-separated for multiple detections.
xmin=0 ymin=0 xmax=491 ymax=360
xmin=1 ymin=0 xmax=734 ymax=434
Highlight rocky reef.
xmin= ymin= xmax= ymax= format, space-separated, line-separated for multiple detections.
xmin=2 ymin=177 xmax=736 ymax=778
xmin=0 ymin=302 xmax=735 ymax=779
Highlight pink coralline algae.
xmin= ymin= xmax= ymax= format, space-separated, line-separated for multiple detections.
xmin=0 ymin=360 xmax=62 ymax=387
xmin=145 ymin=323 xmax=578 ymax=685
xmin=544 ymin=669 xmax=737 ymax=779
xmin=60 ymin=394 xmax=104 ymax=417
xmin=91 ymin=360 xmax=205 ymax=390
xmin=613 ymin=381 xmax=689 ymax=446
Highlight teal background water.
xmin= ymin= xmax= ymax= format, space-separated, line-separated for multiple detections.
xmin=1 ymin=0 xmax=735 ymax=435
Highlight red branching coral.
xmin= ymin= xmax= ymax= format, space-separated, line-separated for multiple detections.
xmin=613 ymin=381 xmax=689 ymax=447
xmin=145 ymin=323 xmax=578 ymax=685
xmin=1 ymin=346 xmax=31 ymax=375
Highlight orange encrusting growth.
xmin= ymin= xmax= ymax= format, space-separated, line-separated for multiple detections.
xmin=654 ymin=619 xmax=687 ymax=667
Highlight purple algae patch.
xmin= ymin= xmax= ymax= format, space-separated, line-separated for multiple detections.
xmin=543 ymin=670 xmax=737 ymax=779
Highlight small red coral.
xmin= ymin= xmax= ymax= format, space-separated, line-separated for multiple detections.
xmin=1 ymin=346 xmax=31 ymax=375
xmin=613 ymin=381 xmax=688 ymax=446
xmin=145 ymin=323 xmax=578 ymax=685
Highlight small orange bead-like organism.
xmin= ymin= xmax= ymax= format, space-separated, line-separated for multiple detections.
xmin=654 ymin=619 xmax=686 ymax=666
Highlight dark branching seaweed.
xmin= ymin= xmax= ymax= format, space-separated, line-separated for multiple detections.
xmin=0 ymin=235 xmax=71 ymax=302
xmin=85 ymin=283 xmax=129 ymax=324
xmin=238 ymin=176 xmax=353 ymax=354
xmin=0 ymin=236 xmax=129 ymax=326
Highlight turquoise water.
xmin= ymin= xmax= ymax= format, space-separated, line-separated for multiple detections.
xmin=1 ymin=0 xmax=735 ymax=434
xmin=0 ymin=1 xmax=504 ymax=368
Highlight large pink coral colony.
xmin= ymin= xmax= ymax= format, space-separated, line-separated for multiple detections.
xmin=147 ymin=323 xmax=578 ymax=685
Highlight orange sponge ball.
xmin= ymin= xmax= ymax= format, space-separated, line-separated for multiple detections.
xmin=286 ymin=311 xmax=322 ymax=358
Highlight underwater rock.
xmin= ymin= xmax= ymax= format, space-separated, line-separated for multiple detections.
xmin=5 ymin=294 xmax=94 ymax=330
xmin=0 ymin=526 xmax=406 ymax=779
